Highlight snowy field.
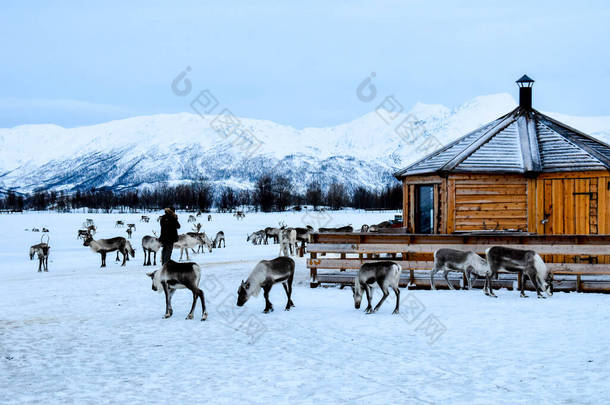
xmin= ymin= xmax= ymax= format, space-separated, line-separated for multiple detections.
xmin=1 ymin=209 xmax=609 ymax=404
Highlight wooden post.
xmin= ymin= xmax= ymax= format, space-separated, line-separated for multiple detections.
xmin=310 ymin=252 xmax=318 ymax=288
xmin=340 ymin=253 xmax=346 ymax=272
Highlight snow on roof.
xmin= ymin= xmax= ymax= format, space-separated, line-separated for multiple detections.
xmin=394 ymin=107 xmax=610 ymax=178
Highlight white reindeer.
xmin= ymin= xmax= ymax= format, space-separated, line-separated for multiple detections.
xmin=279 ymin=228 xmax=297 ymax=256
xmin=430 ymin=249 xmax=492 ymax=295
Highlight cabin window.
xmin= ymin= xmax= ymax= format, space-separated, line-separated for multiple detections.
xmin=415 ymin=185 xmax=434 ymax=233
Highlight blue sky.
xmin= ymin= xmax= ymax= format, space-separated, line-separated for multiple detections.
xmin=2 ymin=0 xmax=610 ymax=128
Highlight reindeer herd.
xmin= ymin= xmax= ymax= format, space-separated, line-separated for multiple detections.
xmin=24 ymin=211 xmax=555 ymax=323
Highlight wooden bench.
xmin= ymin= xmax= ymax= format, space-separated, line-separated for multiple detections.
xmin=306 ymin=233 xmax=610 ymax=292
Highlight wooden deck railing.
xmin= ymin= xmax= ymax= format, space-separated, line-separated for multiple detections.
xmin=306 ymin=232 xmax=610 ymax=291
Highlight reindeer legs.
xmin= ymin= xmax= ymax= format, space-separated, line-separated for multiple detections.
xmin=363 ymin=284 xmax=373 ymax=314
xmin=282 ymin=281 xmax=295 ymax=310
xmin=162 ymin=282 xmax=173 ymax=318
xmin=262 ymin=284 xmax=273 ymax=313
xmin=373 ymin=285 xmax=390 ymax=313
xmin=392 ymin=286 xmax=400 ymax=314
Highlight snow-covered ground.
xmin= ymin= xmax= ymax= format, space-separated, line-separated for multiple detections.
xmin=1 ymin=210 xmax=609 ymax=404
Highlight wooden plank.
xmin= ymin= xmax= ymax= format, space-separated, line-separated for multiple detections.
xmin=575 ymin=179 xmax=590 ymax=234
xmin=402 ymin=181 xmax=408 ymax=228
xmin=527 ymin=178 xmax=536 ymax=233
xmin=455 ymin=194 xmax=527 ymax=203
xmin=563 ymin=179 xmax=575 ymax=235
xmin=408 ymin=184 xmax=415 ymax=233
xmin=455 ymin=186 xmax=526 ymax=195
xmin=457 ymin=202 xmax=527 ymax=211
xmin=536 ymin=178 xmax=545 ymax=234
xmin=537 ymin=170 xmax=610 ymax=179
xmin=307 ymin=243 xmax=610 ymax=255
xmin=450 ymin=174 xmax=527 ymax=184
xmin=307 ymin=259 xmax=610 ymax=275
xmin=544 ymin=179 xmax=553 ymax=234
xmin=551 ymin=180 xmax=564 ymax=235
xmin=600 ymin=177 xmax=608 ymax=234
xmin=455 ymin=210 xmax=527 ymax=219
xmin=447 ymin=179 xmax=455 ymax=233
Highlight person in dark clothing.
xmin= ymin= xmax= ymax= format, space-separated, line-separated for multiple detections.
xmin=159 ymin=207 xmax=180 ymax=265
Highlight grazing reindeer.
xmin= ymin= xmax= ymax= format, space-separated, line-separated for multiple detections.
xmin=279 ymin=228 xmax=297 ymax=256
xmin=247 ymin=230 xmax=266 ymax=245
xmin=116 ymin=240 xmax=134 ymax=262
xmin=174 ymin=234 xmax=201 ymax=261
xmin=115 ymin=220 xmax=124 ymax=228
xmin=83 ymin=235 xmax=134 ymax=267
xmin=147 ymin=261 xmax=207 ymax=321
xmin=187 ymin=232 xmax=213 ymax=254
xmin=319 ymin=225 xmax=353 ymax=233
xmin=430 ymin=249 xmax=493 ymax=295
xmin=140 ymin=215 xmax=150 ymax=223
xmin=29 ymin=235 xmax=50 ymax=272
xmin=213 ymin=231 xmax=225 ymax=248
xmin=353 ymin=261 xmax=401 ymax=314
xmin=294 ymin=225 xmax=313 ymax=244
xmin=237 ymin=257 xmax=295 ymax=313
xmin=188 ymin=215 xmax=197 ymax=223
xmin=142 ymin=234 xmax=161 ymax=266
xmin=31 ymin=228 xmax=40 ymax=232
xmin=265 ymin=227 xmax=281 ymax=244
xmin=234 ymin=211 xmax=245 ymax=220
xmin=207 ymin=214 xmax=212 ymax=222
xmin=486 ymin=246 xmax=553 ymax=298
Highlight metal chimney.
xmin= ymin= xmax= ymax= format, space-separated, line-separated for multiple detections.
xmin=516 ymin=74 xmax=535 ymax=109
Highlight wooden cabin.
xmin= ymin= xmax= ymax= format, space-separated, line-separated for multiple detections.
xmin=394 ymin=75 xmax=610 ymax=237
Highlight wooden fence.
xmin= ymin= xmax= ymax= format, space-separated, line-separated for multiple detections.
xmin=306 ymin=232 xmax=610 ymax=292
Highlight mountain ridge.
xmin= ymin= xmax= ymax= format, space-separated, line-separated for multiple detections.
xmin=2 ymin=93 xmax=610 ymax=194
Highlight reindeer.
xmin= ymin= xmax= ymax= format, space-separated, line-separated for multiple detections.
xmin=86 ymin=224 xmax=96 ymax=235
xmin=430 ymin=249 xmax=493 ymax=295
xmin=207 ymin=214 xmax=212 ymax=222
xmin=196 ymin=210 xmax=203 ymax=217
xmin=188 ymin=215 xmax=197 ymax=223
xmin=142 ymin=234 xmax=161 ymax=266
xmin=115 ymin=220 xmax=124 ymax=228
xmin=125 ymin=223 xmax=136 ymax=238
xmin=279 ymin=228 xmax=297 ymax=256
xmin=213 ymin=231 xmax=225 ymax=248
xmin=234 ymin=211 xmax=245 ymax=220
xmin=116 ymin=240 xmax=135 ymax=262
xmin=353 ymin=261 xmax=401 ymax=314
xmin=319 ymin=225 xmax=353 ymax=233
xmin=147 ymin=261 xmax=207 ymax=321
xmin=486 ymin=246 xmax=553 ymax=298
xmin=237 ymin=256 xmax=295 ymax=313
xmin=83 ymin=235 xmax=134 ymax=267
xmin=126 ymin=227 xmax=133 ymax=239
xmin=187 ymin=232 xmax=213 ymax=254
xmin=360 ymin=224 xmax=370 ymax=233
xmin=42 ymin=227 xmax=49 ymax=233
xmin=174 ymin=234 xmax=202 ymax=261
xmin=29 ymin=235 xmax=50 ymax=272
xmin=265 ymin=227 xmax=281 ymax=244
xmin=140 ymin=215 xmax=150 ymax=223
xmin=247 ymin=230 xmax=266 ymax=245
xmin=83 ymin=218 xmax=94 ymax=227
xmin=77 ymin=229 xmax=90 ymax=240
xmin=192 ymin=223 xmax=202 ymax=233
xmin=31 ymin=228 xmax=40 ymax=232
xmin=368 ymin=221 xmax=392 ymax=233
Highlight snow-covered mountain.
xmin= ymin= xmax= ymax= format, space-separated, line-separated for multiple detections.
xmin=2 ymin=93 xmax=610 ymax=195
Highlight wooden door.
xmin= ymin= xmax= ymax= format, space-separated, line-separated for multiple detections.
xmin=542 ymin=178 xmax=596 ymax=235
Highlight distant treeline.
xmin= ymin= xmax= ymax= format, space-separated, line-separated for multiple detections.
xmin=0 ymin=175 xmax=401 ymax=212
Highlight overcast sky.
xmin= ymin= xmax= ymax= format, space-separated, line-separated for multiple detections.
xmin=2 ymin=0 xmax=610 ymax=128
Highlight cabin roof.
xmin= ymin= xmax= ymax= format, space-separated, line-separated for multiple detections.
xmin=394 ymin=107 xmax=610 ymax=178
